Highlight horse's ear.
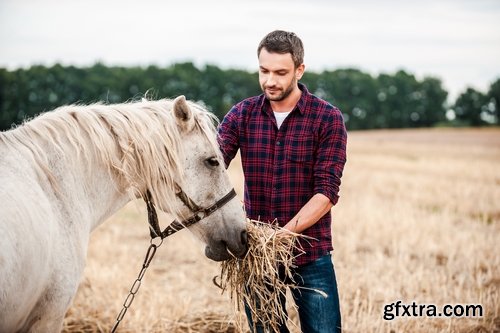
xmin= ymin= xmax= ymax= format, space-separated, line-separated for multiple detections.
xmin=173 ymin=95 xmax=191 ymax=121
xmin=173 ymin=95 xmax=194 ymax=131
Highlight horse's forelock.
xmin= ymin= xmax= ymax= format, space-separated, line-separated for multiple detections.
xmin=188 ymin=101 xmax=223 ymax=160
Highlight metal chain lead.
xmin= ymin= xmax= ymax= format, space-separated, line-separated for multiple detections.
xmin=110 ymin=237 xmax=163 ymax=333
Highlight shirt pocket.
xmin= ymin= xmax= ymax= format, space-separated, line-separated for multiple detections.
xmin=285 ymin=135 xmax=315 ymax=163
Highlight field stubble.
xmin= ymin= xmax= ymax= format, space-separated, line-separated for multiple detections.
xmin=63 ymin=128 xmax=500 ymax=333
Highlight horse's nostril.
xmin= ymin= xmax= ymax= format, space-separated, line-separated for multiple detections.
xmin=241 ymin=230 xmax=248 ymax=246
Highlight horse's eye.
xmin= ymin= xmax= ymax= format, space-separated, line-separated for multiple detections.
xmin=205 ymin=157 xmax=220 ymax=168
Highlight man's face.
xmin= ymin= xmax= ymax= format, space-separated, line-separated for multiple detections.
xmin=258 ymin=48 xmax=304 ymax=102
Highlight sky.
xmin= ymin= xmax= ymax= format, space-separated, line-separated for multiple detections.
xmin=1 ymin=0 xmax=499 ymax=102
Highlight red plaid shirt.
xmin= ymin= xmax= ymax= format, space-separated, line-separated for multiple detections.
xmin=217 ymin=83 xmax=347 ymax=266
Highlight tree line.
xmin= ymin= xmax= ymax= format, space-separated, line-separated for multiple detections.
xmin=0 ymin=62 xmax=498 ymax=131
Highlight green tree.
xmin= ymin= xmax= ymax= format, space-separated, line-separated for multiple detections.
xmin=303 ymin=69 xmax=378 ymax=130
xmin=417 ymin=77 xmax=448 ymax=126
xmin=453 ymin=88 xmax=488 ymax=126
xmin=0 ymin=68 xmax=14 ymax=130
xmin=486 ymin=77 xmax=500 ymax=125
xmin=377 ymin=70 xmax=419 ymax=128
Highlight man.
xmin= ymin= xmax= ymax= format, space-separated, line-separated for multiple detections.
xmin=217 ymin=30 xmax=347 ymax=333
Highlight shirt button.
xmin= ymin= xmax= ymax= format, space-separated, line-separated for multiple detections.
xmin=276 ymin=141 xmax=281 ymax=146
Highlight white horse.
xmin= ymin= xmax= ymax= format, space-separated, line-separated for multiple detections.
xmin=0 ymin=96 xmax=248 ymax=333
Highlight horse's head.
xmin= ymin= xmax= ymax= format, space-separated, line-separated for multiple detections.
xmin=146 ymin=96 xmax=248 ymax=261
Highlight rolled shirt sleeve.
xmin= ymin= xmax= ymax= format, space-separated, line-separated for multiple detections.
xmin=217 ymin=105 xmax=241 ymax=168
xmin=313 ymin=107 xmax=347 ymax=206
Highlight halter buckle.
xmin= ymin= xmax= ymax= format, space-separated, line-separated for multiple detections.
xmin=204 ymin=204 xmax=219 ymax=216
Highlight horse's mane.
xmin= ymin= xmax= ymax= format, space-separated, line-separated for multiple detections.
xmin=0 ymin=99 xmax=220 ymax=215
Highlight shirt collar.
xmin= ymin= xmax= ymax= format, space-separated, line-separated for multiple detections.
xmin=259 ymin=82 xmax=309 ymax=116
xmin=295 ymin=83 xmax=308 ymax=115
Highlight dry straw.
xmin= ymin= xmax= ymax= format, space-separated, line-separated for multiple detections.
xmin=215 ymin=220 xmax=310 ymax=333
xmin=155 ymin=311 xmax=239 ymax=333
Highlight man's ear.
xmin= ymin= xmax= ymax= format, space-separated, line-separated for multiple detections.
xmin=295 ymin=63 xmax=305 ymax=80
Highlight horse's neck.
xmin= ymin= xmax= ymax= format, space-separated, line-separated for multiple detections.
xmin=43 ymin=140 xmax=131 ymax=233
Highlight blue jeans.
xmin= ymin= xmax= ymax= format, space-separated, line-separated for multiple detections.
xmin=245 ymin=254 xmax=341 ymax=333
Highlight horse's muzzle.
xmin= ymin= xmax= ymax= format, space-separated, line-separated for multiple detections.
xmin=205 ymin=230 xmax=248 ymax=261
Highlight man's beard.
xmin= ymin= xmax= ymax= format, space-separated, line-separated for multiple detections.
xmin=262 ymin=78 xmax=296 ymax=102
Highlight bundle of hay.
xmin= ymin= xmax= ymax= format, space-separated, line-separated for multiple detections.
xmin=214 ymin=220 xmax=307 ymax=333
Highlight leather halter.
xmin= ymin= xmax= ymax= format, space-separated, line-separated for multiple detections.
xmin=144 ymin=187 xmax=237 ymax=239
xmin=111 ymin=187 xmax=237 ymax=333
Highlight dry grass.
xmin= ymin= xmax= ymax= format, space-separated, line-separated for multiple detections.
xmin=63 ymin=128 xmax=500 ymax=333
xmin=215 ymin=220 xmax=306 ymax=333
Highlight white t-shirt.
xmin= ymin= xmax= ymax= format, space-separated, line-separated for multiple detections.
xmin=274 ymin=111 xmax=292 ymax=129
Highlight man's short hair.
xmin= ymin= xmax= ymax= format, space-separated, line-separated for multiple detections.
xmin=257 ymin=30 xmax=304 ymax=68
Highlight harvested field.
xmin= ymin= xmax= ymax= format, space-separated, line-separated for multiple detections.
xmin=63 ymin=128 xmax=500 ymax=333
